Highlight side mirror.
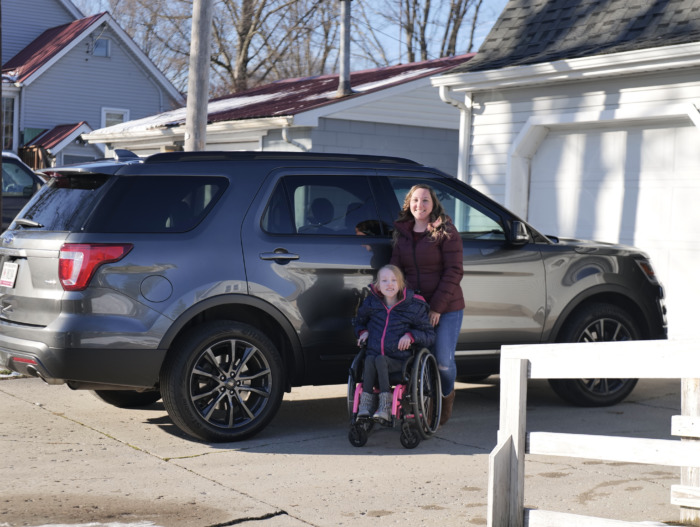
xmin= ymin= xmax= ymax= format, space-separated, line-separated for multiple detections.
xmin=509 ymin=221 xmax=530 ymax=245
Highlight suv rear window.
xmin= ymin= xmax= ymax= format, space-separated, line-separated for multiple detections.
xmin=19 ymin=174 xmax=228 ymax=233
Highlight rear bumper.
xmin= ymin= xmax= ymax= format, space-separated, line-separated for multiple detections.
xmin=0 ymin=335 xmax=165 ymax=388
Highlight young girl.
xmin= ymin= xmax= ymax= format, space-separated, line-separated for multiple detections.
xmin=353 ymin=264 xmax=435 ymax=423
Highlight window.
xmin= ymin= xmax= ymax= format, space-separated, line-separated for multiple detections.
xmin=92 ymin=38 xmax=110 ymax=57
xmin=24 ymin=175 xmax=227 ymax=233
xmin=86 ymin=176 xmax=228 ymax=233
xmin=2 ymin=97 xmax=16 ymax=150
xmin=262 ymin=175 xmax=386 ymax=236
xmin=388 ymin=178 xmax=506 ymax=240
xmin=102 ymin=108 xmax=129 ymax=129
xmin=2 ymin=158 xmax=36 ymax=197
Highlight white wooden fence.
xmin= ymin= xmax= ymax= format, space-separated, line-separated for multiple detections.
xmin=487 ymin=339 xmax=700 ymax=527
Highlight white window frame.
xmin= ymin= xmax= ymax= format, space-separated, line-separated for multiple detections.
xmin=101 ymin=107 xmax=130 ymax=129
xmin=92 ymin=37 xmax=111 ymax=57
xmin=2 ymin=91 xmax=19 ymax=152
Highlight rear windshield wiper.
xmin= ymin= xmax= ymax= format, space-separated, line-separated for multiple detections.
xmin=14 ymin=218 xmax=44 ymax=228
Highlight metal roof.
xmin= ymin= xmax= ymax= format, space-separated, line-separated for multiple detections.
xmin=25 ymin=122 xmax=92 ymax=150
xmin=205 ymin=54 xmax=475 ymax=124
xmin=2 ymin=13 xmax=106 ymax=82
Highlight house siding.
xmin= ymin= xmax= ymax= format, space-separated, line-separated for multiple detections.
xmin=309 ymin=118 xmax=459 ymax=177
xmin=467 ymin=69 xmax=700 ymax=205
xmin=21 ymin=26 xmax=179 ymax=136
xmin=2 ymin=0 xmax=76 ymax=64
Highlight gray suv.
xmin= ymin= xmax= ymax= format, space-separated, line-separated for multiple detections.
xmin=0 ymin=151 xmax=667 ymax=442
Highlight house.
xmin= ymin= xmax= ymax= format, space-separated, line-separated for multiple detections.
xmin=431 ymin=0 xmax=700 ymax=339
xmin=82 ymin=54 xmax=474 ymax=177
xmin=1 ymin=0 xmax=183 ymax=167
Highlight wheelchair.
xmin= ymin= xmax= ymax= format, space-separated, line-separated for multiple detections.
xmin=347 ymin=346 xmax=442 ymax=449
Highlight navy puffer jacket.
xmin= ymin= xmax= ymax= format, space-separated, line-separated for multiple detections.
xmin=390 ymin=219 xmax=465 ymax=315
xmin=353 ymin=285 xmax=435 ymax=361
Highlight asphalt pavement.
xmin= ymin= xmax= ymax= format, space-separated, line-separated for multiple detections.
xmin=0 ymin=375 xmax=683 ymax=526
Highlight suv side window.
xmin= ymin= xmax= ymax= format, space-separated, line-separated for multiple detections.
xmin=262 ymin=175 xmax=385 ymax=236
xmin=87 ymin=175 xmax=228 ymax=233
xmin=388 ymin=177 xmax=506 ymax=240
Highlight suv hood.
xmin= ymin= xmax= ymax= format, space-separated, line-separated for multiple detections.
xmin=552 ymin=236 xmax=649 ymax=258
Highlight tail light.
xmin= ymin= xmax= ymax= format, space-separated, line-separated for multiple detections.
xmin=59 ymin=243 xmax=133 ymax=291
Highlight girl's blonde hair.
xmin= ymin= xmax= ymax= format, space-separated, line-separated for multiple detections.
xmin=374 ymin=264 xmax=406 ymax=298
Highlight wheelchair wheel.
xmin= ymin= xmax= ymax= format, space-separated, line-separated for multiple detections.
xmin=410 ymin=348 xmax=442 ymax=439
xmin=400 ymin=422 xmax=421 ymax=449
xmin=349 ymin=423 xmax=369 ymax=447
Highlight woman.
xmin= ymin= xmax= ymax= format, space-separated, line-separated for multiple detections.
xmin=390 ymin=184 xmax=464 ymax=425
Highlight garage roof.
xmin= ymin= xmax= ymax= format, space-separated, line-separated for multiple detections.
xmin=447 ymin=0 xmax=700 ymax=74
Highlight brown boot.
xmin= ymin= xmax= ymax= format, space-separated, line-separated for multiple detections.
xmin=440 ymin=390 xmax=455 ymax=426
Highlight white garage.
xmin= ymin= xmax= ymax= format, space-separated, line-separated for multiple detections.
xmin=528 ymin=119 xmax=700 ymax=339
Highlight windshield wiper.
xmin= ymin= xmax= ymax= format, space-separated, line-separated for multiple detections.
xmin=14 ymin=218 xmax=44 ymax=228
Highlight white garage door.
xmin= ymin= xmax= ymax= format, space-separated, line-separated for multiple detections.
xmin=529 ymin=122 xmax=700 ymax=339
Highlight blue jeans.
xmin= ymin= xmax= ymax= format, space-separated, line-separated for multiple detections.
xmin=432 ymin=309 xmax=462 ymax=396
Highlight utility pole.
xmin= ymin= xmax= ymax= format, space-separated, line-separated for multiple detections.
xmin=184 ymin=0 xmax=213 ymax=151
xmin=337 ymin=0 xmax=353 ymax=97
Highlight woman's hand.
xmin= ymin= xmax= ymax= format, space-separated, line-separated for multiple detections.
xmin=357 ymin=332 xmax=368 ymax=346
xmin=429 ymin=310 xmax=441 ymax=327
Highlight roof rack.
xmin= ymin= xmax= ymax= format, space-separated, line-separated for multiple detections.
xmin=143 ymin=151 xmax=420 ymax=166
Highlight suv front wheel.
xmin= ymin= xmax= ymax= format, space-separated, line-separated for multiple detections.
xmin=549 ymin=303 xmax=641 ymax=407
xmin=161 ymin=321 xmax=284 ymax=442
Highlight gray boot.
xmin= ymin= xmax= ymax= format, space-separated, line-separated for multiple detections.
xmin=373 ymin=392 xmax=393 ymax=423
xmin=357 ymin=391 xmax=377 ymax=418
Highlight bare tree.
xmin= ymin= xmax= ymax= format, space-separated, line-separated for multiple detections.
xmin=209 ymin=0 xmax=329 ymax=94
xmin=74 ymin=0 xmax=491 ymax=96
xmin=353 ymin=0 xmax=486 ymax=66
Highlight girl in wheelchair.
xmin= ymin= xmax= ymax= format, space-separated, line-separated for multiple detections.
xmin=351 ymin=265 xmax=438 ymax=446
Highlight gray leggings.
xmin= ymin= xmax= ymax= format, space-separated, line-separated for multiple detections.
xmin=362 ymin=354 xmax=404 ymax=393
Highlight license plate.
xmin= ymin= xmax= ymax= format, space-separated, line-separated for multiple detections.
xmin=0 ymin=262 xmax=19 ymax=288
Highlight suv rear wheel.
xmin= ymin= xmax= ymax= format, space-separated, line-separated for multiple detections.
xmin=549 ymin=303 xmax=641 ymax=407
xmin=161 ymin=321 xmax=284 ymax=442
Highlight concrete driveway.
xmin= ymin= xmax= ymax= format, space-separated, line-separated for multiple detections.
xmin=0 ymin=375 xmax=682 ymax=526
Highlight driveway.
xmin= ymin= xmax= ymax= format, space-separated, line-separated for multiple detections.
xmin=0 ymin=376 xmax=681 ymax=526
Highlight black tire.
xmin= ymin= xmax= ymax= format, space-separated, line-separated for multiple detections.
xmin=549 ymin=303 xmax=641 ymax=407
xmin=410 ymin=348 xmax=441 ymax=438
xmin=92 ymin=389 xmax=161 ymax=408
xmin=400 ymin=424 xmax=421 ymax=449
xmin=160 ymin=321 xmax=284 ymax=442
xmin=348 ymin=424 xmax=368 ymax=447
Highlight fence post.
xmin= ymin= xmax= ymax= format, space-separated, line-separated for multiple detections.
xmin=488 ymin=356 xmax=528 ymax=527
xmin=681 ymin=378 xmax=700 ymax=526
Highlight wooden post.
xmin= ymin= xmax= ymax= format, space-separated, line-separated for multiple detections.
xmin=488 ymin=357 xmax=528 ymax=527
xmin=336 ymin=0 xmax=353 ymax=97
xmin=681 ymin=378 xmax=700 ymax=525
xmin=185 ymin=0 xmax=213 ymax=151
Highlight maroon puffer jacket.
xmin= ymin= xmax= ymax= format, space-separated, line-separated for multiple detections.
xmin=390 ymin=219 xmax=465 ymax=315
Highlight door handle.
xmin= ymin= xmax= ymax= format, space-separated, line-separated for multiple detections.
xmin=260 ymin=251 xmax=299 ymax=261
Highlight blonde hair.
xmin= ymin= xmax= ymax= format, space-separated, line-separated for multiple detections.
xmin=374 ymin=264 xmax=405 ymax=298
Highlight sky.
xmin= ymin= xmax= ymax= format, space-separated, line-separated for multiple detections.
xmin=74 ymin=0 xmax=510 ymax=64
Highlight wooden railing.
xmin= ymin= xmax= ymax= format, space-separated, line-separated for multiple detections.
xmin=487 ymin=339 xmax=700 ymax=527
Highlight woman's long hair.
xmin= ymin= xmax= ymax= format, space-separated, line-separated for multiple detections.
xmin=393 ymin=184 xmax=451 ymax=243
